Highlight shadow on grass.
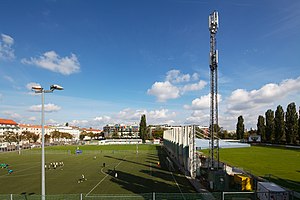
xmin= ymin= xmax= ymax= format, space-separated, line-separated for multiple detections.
xmin=107 ymin=168 xmax=194 ymax=194
xmin=103 ymin=146 xmax=196 ymax=194
xmin=140 ymin=169 xmax=195 ymax=193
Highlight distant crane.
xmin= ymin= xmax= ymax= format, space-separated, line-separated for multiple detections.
xmin=208 ymin=10 xmax=220 ymax=170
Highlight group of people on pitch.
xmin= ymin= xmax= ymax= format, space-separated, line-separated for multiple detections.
xmin=0 ymin=163 xmax=13 ymax=174
xmin=45 ymin=161 xmax=64 ymax=170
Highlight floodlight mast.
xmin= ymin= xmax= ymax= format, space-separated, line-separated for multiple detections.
xmin=32 ymin=84 xmax=63 ymax=200
xmin=208 ymin=10 xmax=219 ymax=170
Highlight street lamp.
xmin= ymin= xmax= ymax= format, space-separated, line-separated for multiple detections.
xmin=32 ymin=84 xmax=63 ymax=200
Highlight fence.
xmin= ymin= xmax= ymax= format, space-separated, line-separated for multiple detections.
xmin=1 ymin=149 xmax=162 ymax=156
xmin=0 ymin=191 xmax=296 ymax=200
xmin=0 ymin=193 xmax=214 ymax=200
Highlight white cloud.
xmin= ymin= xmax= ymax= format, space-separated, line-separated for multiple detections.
xmin=192 ymin=73 xmax=199 ymax=81
xmin=0 ymin=33 xmax=15 ymax=60
xmin=2 ymin=34 xmax=14 ymax=45
xmin=197 ymin=76 xmax=300 ymax=131
xmin=227 ymin=76 xmax=300 ymax=112
xmin=4 ymin=75 xmax=15 ymax=83
xmin=26 ymin=82 xmax=41 ymax=90
xmin=71 ymin=119 xmax=89 ymax=127
xmin=117 ymin=108 xmax=177 ymax=125
xmin=147 ymin=81 xmax=180 ymax=102
xmin=181 ymin=80 xmax=207 ymax=94
xmin=166 ymin=69 xmax=191 ymax=83
xmin=28 ymin=116 xmax=37 ymax=121
xmin=148 ymin=109 xmax=176 ymax=119
xmin=184 ymin=93 xmax=222 ymax=110
xmin=29 ymin=103 xmax=61 ymax=112
xmin=117 ymin=108 xmax=147 ymax=121
xmin=185 ymin=110 xmax=209 ymax=125
xmin=70 ymin=116 xmax=112 ymax=129
xmin=21 ymin=51 xmax=80 ymax=75
xmin=94 ymin=116 xmax=111 ymax=123
xmin=2 ymin=111 xmax=22 ymax=120
xmin=47 ymin=119 xmax=58 ymax=124
xmin=80 ymin=108 xmax=178 ymax=128
xmin=148 ymin=69 xmax=206 ymax=102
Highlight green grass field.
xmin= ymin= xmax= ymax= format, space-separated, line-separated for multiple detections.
xmin=0 ymin=145 xmax=196 ymax=196
xmin=201 ymin=146 xmax=300 ymax=192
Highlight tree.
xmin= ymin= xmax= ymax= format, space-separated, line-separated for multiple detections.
xmin=285 ymin=102 xmax=298 ymax=144
xmin=3 ymin=131 xmax=18 ymax=144
xmin=45 ymin=134 xmax=51 ymax=143
xmin=274 ymin=105 xmax=285 ymax=143
xmin=298 ymin=107 xmax=300 ymax=143
xmin=32 ymin=134 xmax=39 ymax=143
xmin=51 ymin=131 xmax=61 ymax=141
xmin=257 ymin=115 xmax=266 ymax=142
xmin=139 ymin=114 xmax=147 ymax=142
xmin=22 ymin=131 xmax=39 ymax=143
xmin=79 ymin=131 xmax=86 ymax=140
xmin=221 ymin=129 xmax=230 ymax=139
xmin=61 ymin=132 xmax=73 ymax=140
xmin=152 ymin=128 xmax=164 ymax=139
xmin=87 ymin=131 xmax=95 ymax=139
xmin=265 ymin=109 xmax=275 ymax=143
xmin=236 ymin=115 xmax=244 ymax=140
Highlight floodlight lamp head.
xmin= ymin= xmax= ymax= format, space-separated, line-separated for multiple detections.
xmin=50 ymin=84 xmax=64 ymax=91
xmin=32 ymin=85 xmax=43 ymax=91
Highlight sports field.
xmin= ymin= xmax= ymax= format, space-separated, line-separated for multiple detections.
xmin=0 ymin=144 xmax=196 ymax=196
xmin=202 ymin=146 xmax=300 ymax=192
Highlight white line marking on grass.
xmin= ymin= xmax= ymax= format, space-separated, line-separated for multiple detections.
xmin=86 ymin=156 xmax=127 ymax=197
xmin=85 ymin=172 xmax=109 ymax=197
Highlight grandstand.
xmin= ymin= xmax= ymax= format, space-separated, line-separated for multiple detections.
xmin=195 ymin=139 xmax=250 ymax=150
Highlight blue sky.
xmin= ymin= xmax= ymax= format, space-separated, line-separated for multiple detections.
xmin=1 ymin=0 xmax=300 ymax=130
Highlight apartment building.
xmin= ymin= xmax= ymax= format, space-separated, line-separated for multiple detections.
xmin=103 ymin=123 xmax=139 ymax=138
xmin=0 ymin=118 xmax=19 ymax=135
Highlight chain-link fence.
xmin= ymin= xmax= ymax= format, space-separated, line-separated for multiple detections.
xmin=1 ymin=191 xmax=298 ymax=200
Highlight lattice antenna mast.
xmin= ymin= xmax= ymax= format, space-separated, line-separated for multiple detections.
xmin=208 ymin=10 xmax=219 ymax=169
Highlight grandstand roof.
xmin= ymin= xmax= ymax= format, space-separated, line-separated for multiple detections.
xmin=0 ymin=118 xmax=18 ymax=125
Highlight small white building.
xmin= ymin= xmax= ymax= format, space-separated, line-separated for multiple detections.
xmin=52 ymin=126 xmax=81 ymax=141
xmin=98 ymin=138 xmax=142 ymax=145
xmin=248 ymin=134 xmax=261 ymax=142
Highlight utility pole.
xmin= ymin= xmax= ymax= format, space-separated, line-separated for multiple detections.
xmin=208 ymin=10 xmax=219 ymax=170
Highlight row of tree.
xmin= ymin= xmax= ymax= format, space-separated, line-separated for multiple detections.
xmin=79 ymin=131 xmax=102 ymax=140
xmin=0 ymin=130 xmax=73 ymax=144
xmin=236 ymin=102 xmax=300 ymax=144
